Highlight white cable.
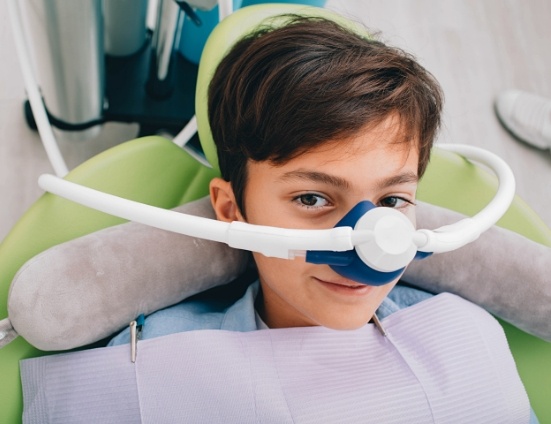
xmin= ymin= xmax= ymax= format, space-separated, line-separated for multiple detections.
xmin=37 ymin=144 xmax=515 ymax=264
xmin=38 ymin=174 xmax=355 ymax=259
xmin=173 ymin=115 xmax=198 ymax=147
xmin=7 ymin=0 xmax=69 ymax=177
xmin=438 ymin=143 xmax=516 ymax=230
xmin=172 ymin=114 xmax=212 ymax=168
xmin=218 ymin=0 xmax=233 ymax=21
xmin=415 ymin=144 xmax=516 ymax=253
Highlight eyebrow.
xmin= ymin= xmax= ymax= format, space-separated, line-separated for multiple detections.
xmin=279 ymin=170 xmax=351 ymax=190
xmin=278 ymin=169 xmax=418 ymax=190
xmin=375 ymin=171 xmax=419 ymax=190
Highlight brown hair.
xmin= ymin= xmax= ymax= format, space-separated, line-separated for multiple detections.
xmin=208 ymin=15 xmax=443 ymax=214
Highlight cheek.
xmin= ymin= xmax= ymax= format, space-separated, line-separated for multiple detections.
xmin=241 ymin=193 xmax=284 ymax=227
xmin=253 ymin=253 xmax=303 ymax=280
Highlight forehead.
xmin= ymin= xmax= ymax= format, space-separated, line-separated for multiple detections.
xmin=277 ymin=138 xmax=418 ymax=185
xmin=277 ymin=115 xmax=419 ymax=173
xmin=246 ymin=116 xmax=420 ymax=196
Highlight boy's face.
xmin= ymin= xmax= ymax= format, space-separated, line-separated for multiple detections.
xmin=211 ymin=116 xmax=419 ymax=330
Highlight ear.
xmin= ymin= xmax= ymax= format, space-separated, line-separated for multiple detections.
xmin=209 ymin=178 xmax=243 ymax=222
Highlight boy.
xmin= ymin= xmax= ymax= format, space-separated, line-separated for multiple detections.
xmin=207 ymin=14 xmax=439 ymax=331
xmin=110 ymin=14 xmax=440 ymax=338
xmin=110 ymin=13 xmax=535 ymax=422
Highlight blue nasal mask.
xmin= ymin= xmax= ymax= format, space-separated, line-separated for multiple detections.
xmin=306 ymin=201 xmax=431 ymax=286
xmin=38 ymin=144 xmax=515 ymax=287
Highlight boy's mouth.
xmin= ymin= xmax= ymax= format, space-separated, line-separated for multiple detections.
xmin=313 ymin=277 xmax=373 ymax=295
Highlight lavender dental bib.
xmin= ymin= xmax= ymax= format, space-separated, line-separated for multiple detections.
xmin=20 ymin=293 xmax=530 ymax=424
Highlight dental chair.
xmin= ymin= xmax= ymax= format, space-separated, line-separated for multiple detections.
xmin=1 ymin=4 xmax=550 ymax=423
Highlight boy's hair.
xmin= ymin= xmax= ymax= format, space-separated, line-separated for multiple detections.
xmin=208 ymin=15 xmax=443 ymax=214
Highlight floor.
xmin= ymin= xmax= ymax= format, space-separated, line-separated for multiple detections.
xmin=1 ymin=0 xmax=550 ymax=242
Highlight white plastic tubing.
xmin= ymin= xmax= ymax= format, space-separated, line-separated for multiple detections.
xmin=174 ymin=0 xmax=233 ymax=150
xmin=218 ymin=0 xmax=233 ymax=21
xmin=415 ymin=144 xmax=516 ymax=253
xmin=38 ymin=144 xmax=516 ymax=259
xmin=38 ymin=173 xmax=355 ymax=259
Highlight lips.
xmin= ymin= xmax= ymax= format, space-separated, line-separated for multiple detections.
xmin=315 ymin=276 xmax=364 ymax=287
xmin=313 ymin=277 xmax=373 ymax=295
xmin=325 ymin=280 xmax=364 ymax=288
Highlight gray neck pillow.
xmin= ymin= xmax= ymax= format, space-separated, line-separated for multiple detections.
xmin=1 ymin=197 xmax=550 ymax=351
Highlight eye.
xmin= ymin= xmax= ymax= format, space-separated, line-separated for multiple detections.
xmin=293 ymin=193 xmax=330 ymax=209
xmin=378 ymin=196 xmax=413 ymax=209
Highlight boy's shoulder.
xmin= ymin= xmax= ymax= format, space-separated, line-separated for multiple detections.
xmin=377 ymin=283 xmax=435 ymax=320
xmin=109 ymin=281 xmax=260 ymax=346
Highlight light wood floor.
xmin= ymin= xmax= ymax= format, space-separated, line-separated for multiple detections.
xmin=1 ymin=0 xmax=550 ymax=241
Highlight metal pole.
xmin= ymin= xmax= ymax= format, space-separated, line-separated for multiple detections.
xmin=21 ymin=0 xmax=104 ymax=132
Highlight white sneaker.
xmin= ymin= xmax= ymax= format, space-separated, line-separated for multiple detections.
xmin=494 ymin=89 xmax=551 ymax=150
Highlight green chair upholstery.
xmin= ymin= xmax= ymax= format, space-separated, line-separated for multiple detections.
xmin=0 ymin=136 xmax=219 ymax=423
xmin=1 ymin=4 xmax=549 ymax=422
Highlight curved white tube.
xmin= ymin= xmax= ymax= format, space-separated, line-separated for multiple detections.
xmin=8 ymin=0 xmax=69 ymax=177
xmin=38 ymin=144 xmax=515 ymax=264
xmin=415 ymin=143 xmax=516 ymax=253
xmin=173 ymin=115 xmax=198 ymax=148
xmin=173 ymin=114 xmax=213 ymax=167
xmin=38 ymin=174 xmax=355 ymax=259
xmin=218 ymin=0 xmax=233 ymax=21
